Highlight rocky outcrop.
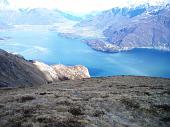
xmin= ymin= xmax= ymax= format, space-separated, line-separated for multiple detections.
xmin=33 ymin=61 xmax=90 ymax=82
xmin=0 ymin=49 xmax=90 ymax=87
xmin=52 ymin=64 xmax=90 ymax=80
xmin=33 ymin=61 xmax=59 ymax=83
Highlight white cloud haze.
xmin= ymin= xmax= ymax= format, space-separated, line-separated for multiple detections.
xmin=1 ymin=0 xmax=169 ymax=13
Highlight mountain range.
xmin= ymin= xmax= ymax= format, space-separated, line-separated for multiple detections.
xmin=1 ymin=2 xmax=170 ymax=53
xmin=0 ymin=8 xmax=81 ymax=25
xmin=80 ymin=4 xmax=170 ymax=52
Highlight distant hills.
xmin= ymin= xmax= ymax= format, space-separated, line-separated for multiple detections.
xmin=80 ymin=4 xmax=170 ymax=52
xmin=0 ymin=2 xmax=170 ymax=52
xmin=0 ymin=8 xmax=81 ymax=25
xmin=0 ymin=21 xmax=10 ymax=29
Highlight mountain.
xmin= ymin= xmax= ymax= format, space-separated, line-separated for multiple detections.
xmin=0 ymin=8 xmax=81 ymax=25
xmin=0 ymin=0 xmax=9 ymax=9
xmin=76 ymin=4 xmax=148 ymax=30
xmin=78 ymin=4 xmax=170 ymax=52
xmin=0 ymin=21 xmax=10 ymax=29
xmin=0 ymin=49 xmax=90 ymax=87
xmin=54 ymin=9 xmax=82 ymax=21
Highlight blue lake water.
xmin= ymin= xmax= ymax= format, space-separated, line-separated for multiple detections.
xmin=0 ymin=28 xmax=170 ymax=78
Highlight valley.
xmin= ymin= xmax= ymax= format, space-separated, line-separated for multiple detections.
xmin=0 ymin=28 xmax=170 ymax=78
xmin=0 ymin=1 xmax=170 ymax=127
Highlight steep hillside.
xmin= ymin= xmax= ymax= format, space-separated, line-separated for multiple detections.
xmin=0 ymin=76 xmax=169 ymax=127
xmin=0 ymin=49 xmax=47 ymax=87
xmin=0 ymin=49 xmax=90 ymax=87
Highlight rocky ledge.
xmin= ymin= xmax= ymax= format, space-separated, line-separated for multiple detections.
xmin=0 ymin=49 xmax=90 ymax=87
xmin=0 ymin=76 xmax=169 ymax=127
xmin=34 ymin=61 xmax=90 ymax=82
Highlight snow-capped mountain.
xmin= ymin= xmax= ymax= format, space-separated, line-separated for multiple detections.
xmin=80 ymin=3 xmax=170 ymax=52
xmin=0 ymin=0 xmax=170 ymax=52
xmin=0 ymin=8 xmax=81 ymax=25
xmin=0 ymin=0 xmax=170 ymax=13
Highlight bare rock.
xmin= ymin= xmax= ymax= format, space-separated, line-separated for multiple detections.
xmin=33 ymin=61 xmax=59 ymax=83
xmin=52 ymin=64 xmax=90 ymax=80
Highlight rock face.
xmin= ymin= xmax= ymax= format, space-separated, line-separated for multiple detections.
xmin=0 ymin=76 xmax=169 ymax=127
xmin=81 ymin=4 xmax=170 ymax=52
xmin=0 ymin=49 xmax=90 ymax=87
xmin=33 ymin=61 xmax=59 ymax=83
xmin=52 ymin=64 xmax=90 ymax=80
xmin=34 ymin=61 xmax=90 ymax=82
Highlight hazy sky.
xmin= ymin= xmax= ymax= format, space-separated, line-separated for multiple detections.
xmin=3 ymin=0 xmax=169 ymax=13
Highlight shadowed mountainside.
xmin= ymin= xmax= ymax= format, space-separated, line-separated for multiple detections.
xmin=0 ymin=49 xmax=90 ymax=87
xmin=0 ymin=76 xmax=169 ymax=127
xmin=0 ymin=49 xmax=47 ymax=87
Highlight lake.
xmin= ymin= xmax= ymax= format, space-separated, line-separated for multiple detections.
xmin=0 ymin=27 xmax=170 ymax=78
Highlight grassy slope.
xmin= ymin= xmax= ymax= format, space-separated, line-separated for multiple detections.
xmin=0 ymin=76 xmax=170 ymax=127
